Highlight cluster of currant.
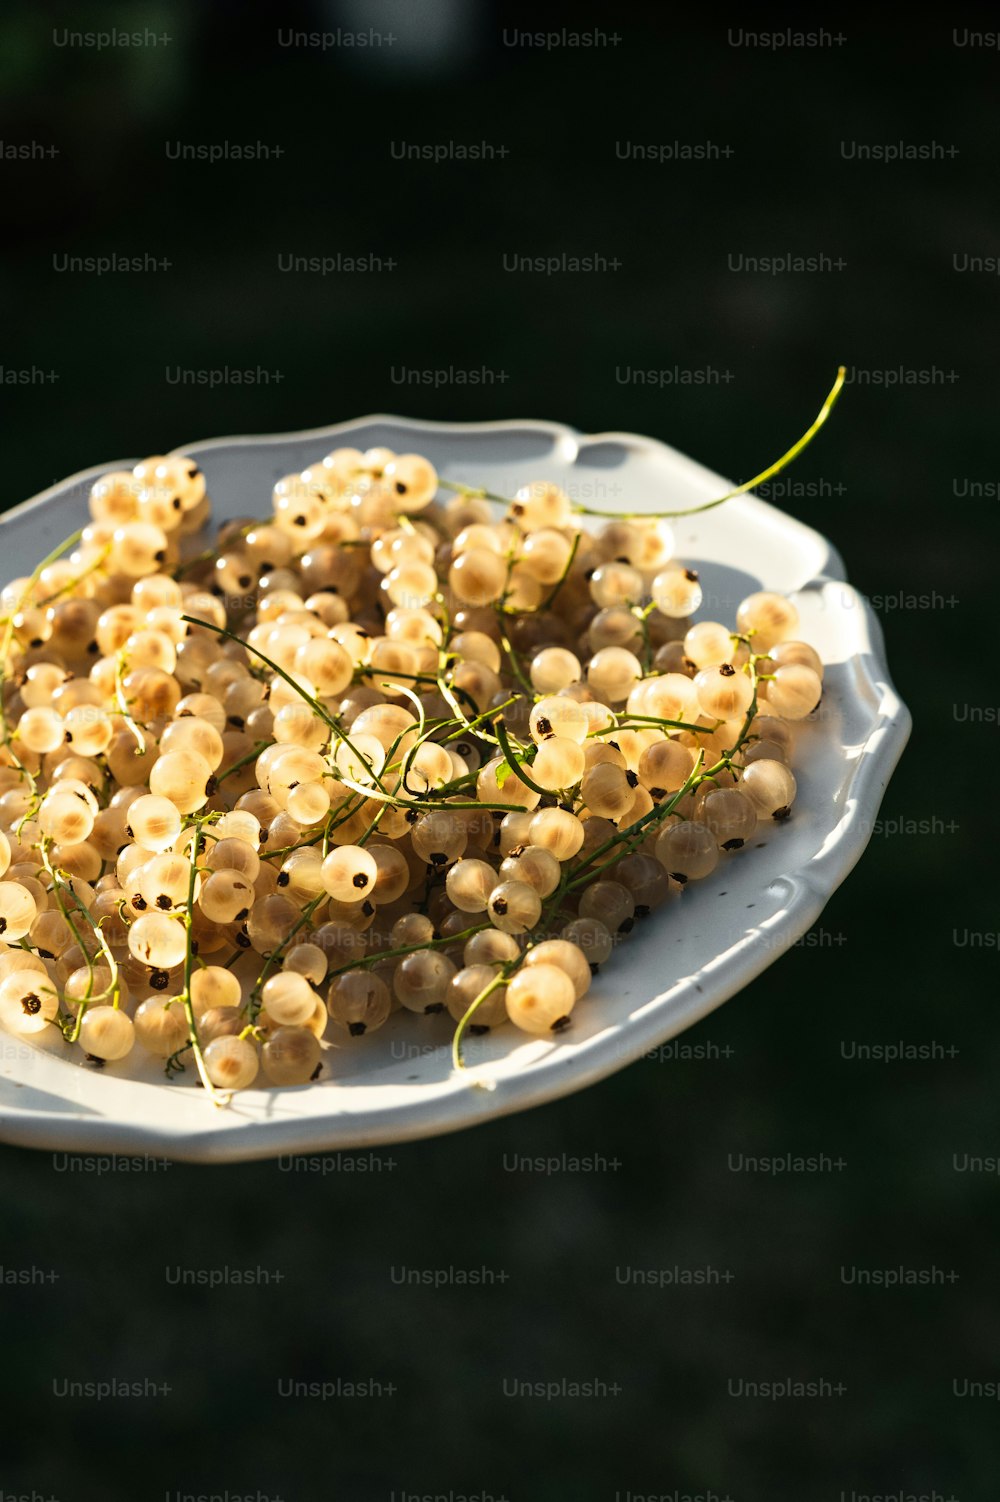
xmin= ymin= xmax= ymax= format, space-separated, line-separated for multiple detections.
xmin=0 ymin=390 xmax=836 ymax=1101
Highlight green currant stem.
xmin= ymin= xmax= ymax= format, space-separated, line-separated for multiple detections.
xmin=539 ymin=529 xmax=581 ymax=611
xmin=38 ymin=837 xmax=119 ymax=1039
xmin=215 ymin=739 xmax=270 ymax=785
xmin=437 ymin=479 xmax=513 ymax=507
xmin=492 ymin=552 xmax=534 ymax=696
xmin=493 ymin=717 xmax=549 ymax=799
xmin=357 ymin=666 xmax=480 ymax=724
xmin=633 ymin=602 xmax=654 ymax=673
xmin=113 ymin=650 xmax=147 ymax=756
xmin=326 ymin=922 xmax=488 ymax=983
xmin=356 ymin=799 xmax=390 ymax=848
xmin=173 ymin=518 xmax=260 ymax=580
xmin=336 ymin=770 xmax=526 ymax=817
xmin=28 ymin=544 xmax=112 ymax=612
xmin=181 ymin=615 xmax=388 ymax=796
xmin=494 ymin=609 xmax=533 ymax=696
xmin=441 ymin=697 xmax=517 ymax=745
xmin=248 ymin=889 xmax=328 ymax=1018
xmin=176 ymin=822 xmax=227 ymax=1104
xmin=451 ymin=971 xmax=509 ymax=1072
xmin=570 ymin=367 xmax=846 ymax=519
xmin=563 ymin=749 xmax=708 ymax=895
xmin=434 ymin=671 xmax=499 ymax=749
xmin=437 ymin=368 xmax=843 ymax=526
xmin=589 ymin=715 xmax=711 ymax=737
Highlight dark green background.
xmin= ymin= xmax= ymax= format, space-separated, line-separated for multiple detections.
xmin=0 ymin=5 xmax=994 ymax=1497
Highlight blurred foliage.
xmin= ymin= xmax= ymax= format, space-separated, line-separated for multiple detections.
xmin=0 ymin=3 xmax=993 ymax=1497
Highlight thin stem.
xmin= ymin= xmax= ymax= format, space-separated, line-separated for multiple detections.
xmin=588 ymin=715 xmax=711 ymax=737
xmin=573 ymin=367 xmax=846 ymax=519
xmin=175 ymin=822 xmax=228 ymax=1103
xmin=451 ymin=972 xmax=508 ymax=1072
xmin=181 ymin=614 xmax=388 ymax=795
xmin=216 ymin=739 xmax=269 ymax=785
xmin=326 ymin=922 xmax=488 ymax=982
xmin=38 ymin=838 xmax=119 ymax=1041
xmin=437 ymin=479 xmax=513 ymax=507
xmin=493 ymin=717 xmax=548 ymax=799
xmin=539 ymin=529 xmax=580 ymax=611
xmin=248 ymin=889 xmax=328 ymax=1017
xmin=114 ymin=650 xmax=147 ymax=756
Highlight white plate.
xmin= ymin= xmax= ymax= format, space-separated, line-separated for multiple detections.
xmin=0 ymin=416 xmax=910 ymax=1161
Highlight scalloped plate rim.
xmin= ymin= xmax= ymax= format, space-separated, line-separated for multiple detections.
xmin=0 ymin=412 xmax=848 ymax=578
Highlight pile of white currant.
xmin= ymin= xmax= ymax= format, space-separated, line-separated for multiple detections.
xmin=0 ymin=419 xmax=830 ymax=1099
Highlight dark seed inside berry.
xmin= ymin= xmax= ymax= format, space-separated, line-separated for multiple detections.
xmin=352 ymin=872 xmax=369 ymax=888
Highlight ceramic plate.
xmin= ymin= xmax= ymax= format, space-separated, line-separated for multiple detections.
xmin=0 ymin=416 xmax=910 ymax=1161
